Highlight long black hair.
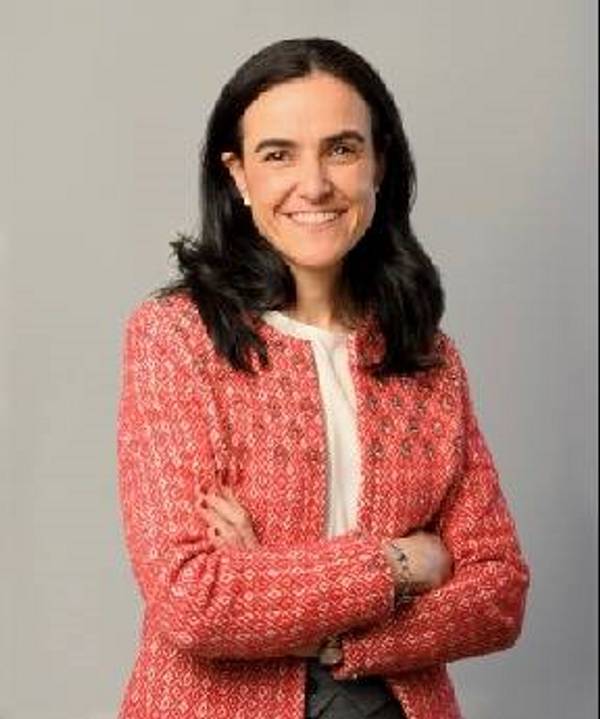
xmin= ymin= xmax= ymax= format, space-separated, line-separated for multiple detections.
xmin=154 ymin=37 xmax=445 ymax=377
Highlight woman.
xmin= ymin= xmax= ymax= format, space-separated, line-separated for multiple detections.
xmin=117 ymin=38 xmax=529 ymax=719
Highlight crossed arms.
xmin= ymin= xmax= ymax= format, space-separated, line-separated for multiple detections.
xmin=117 ymin=300 xmax=529 ymax=674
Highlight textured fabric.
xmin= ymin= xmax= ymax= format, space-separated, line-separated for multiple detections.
xmin=305 ymin=659 xmax=407 ymax=718
xmin=262 ymin=309 xmax=360 ymax=537
xmin=116 ymin=291 xmax=530 ymax=719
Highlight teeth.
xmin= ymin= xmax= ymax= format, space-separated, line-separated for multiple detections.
xmin=288 ymin=211 xmax=342 ymax=225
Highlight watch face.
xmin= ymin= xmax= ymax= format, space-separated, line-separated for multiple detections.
xmin=319 ymin=647 xmax=343 ymax=667
xmin=319 ymin=638 xmax=343 ymax=665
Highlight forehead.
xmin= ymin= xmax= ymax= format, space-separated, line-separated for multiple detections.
xmin=240 ymin=72 xmax=372 ymax=144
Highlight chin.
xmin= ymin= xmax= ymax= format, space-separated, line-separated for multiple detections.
xmin=287 ymin=253 xmax=349 ymax=272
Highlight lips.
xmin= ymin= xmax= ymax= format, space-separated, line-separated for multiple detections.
xmin=284 ymin=210 xmax=346 ymax=226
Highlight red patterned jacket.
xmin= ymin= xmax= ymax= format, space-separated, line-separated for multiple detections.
xmin=116 ymin=291 xmax=529 ymax=719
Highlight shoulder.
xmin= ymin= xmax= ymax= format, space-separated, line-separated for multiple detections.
xmin=122 ymin=290 xmax=216 ymax=361
xmin=125 ymin=289 xmax=201 ymax=334
xmin=425 ymin=331 xmax=483 ymax=427
xmin=431 ymin=329 xmax=466 ymax=378
xmin=419 ymin=330 xmax=471 ymax=406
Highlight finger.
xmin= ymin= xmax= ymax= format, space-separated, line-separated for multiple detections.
xmin=205 ymin=492 xmax=247 ymax=525
xmin=207 ymin=524 xmax=226 ymax=549
xmin=204 ymin=492 xmax=258 ymax=549
xmin=221 ymin=486 xmax=261 ymax=548
xmin=220 ymin=484 xmax=244 ymax=509
xmin=200 ymin=506 xmax=242 ymax=548
xmin=201 ymin=499 xmax=253 ymax=550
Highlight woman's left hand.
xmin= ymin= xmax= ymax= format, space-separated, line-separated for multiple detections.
xmin=198 ymin=485 xmax=331 ymax=661
xmin=199 ymin=484 xmax=259 ymax=549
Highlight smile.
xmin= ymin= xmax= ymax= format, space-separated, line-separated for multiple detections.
xmin=284 ymin=210 xmax=346 ymax=226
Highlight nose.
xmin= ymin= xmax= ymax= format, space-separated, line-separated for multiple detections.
xmin=296 ymin=156 xmax=333 ymax=202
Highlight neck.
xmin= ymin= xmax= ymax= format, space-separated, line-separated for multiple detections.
xmin=286 ymin=264 xmax=355 ymax=332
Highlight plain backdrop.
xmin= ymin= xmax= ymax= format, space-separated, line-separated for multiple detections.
xmin=1 ymin=1 xmax=597 ymax=718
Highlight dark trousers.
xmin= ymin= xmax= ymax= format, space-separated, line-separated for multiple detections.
xmin=304 ymin=659 xmax=407 ymax=719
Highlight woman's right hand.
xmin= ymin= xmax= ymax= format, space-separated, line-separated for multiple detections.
xmin=382 ymin=531 xmax=453 ymax=596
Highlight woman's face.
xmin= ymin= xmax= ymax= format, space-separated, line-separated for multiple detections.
xmin=222 ymin=72 xmax=383 ymax=274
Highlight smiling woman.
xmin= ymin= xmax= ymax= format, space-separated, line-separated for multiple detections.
xmin=220 ymin=73 xmax=383 ymax=284
xmin=116 ymin=37 xmax=529 ymax=719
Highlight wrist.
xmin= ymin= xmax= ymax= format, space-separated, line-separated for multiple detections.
xmin=381 ymin=539 xmax=426 ymax=603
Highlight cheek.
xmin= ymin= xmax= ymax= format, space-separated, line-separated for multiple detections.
xmin=346 ymin=184 xmax=377 ymax=242
xmin=351 ymin=181 xmax=377 ymax=221
xmin=339 ymin=165 xmax=376 ymax=201
xmin=246 ymin=169 xmax=288 ymax=209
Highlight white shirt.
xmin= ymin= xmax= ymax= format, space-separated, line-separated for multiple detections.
xmin=262 ymin=310 xmax=361 ymax=537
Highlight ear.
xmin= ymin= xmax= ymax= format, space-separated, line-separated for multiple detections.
xmin=221 ymin=151 xmax=250 ymax=205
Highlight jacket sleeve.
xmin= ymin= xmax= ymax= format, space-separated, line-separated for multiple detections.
xmin=117 ymin=298 xmax=396 ymax=660
xmin=331 ymin=337 xmax=530 ymax=679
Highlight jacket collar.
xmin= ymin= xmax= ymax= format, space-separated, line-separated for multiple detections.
xmin=256 ymin=308 xmax=384 ymax=371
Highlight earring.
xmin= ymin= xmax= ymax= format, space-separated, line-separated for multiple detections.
xmin=243 ymin=196 xmax=251 ymax=207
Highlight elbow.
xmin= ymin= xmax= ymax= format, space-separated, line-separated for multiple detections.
xmin=491 ymin=559 xmax=531 ymax=652
xmin=147 ymin=553 xmax=287 ymax=660
xmin=150 ymin=585 xmax=221 ymax=656
xmin=511 ymin=566 xmax=531 ymax=646
xmin=152 ymin=595 xmax=289 ymax=661
xmin=494 ymin=606 xmax=526 ymax=653
xmin=145 ymin=552 xmax=235 ymax=657
xmin=160 ymin=626 xmax=211 ymax=655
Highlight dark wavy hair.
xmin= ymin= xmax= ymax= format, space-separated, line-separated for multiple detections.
xmin=154 ymin=37 xmax=445 ymax=377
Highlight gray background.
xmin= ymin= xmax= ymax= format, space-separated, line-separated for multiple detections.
xmin=1 ymin=1 xmax=597 ymax=717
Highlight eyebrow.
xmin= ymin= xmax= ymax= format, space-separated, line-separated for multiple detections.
xmin=253 ymin=130 xmax=366 ymax=154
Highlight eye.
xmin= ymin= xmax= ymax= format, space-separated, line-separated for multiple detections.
xmin=329 ymin=143 xmax=357 ymax=160
xmin=262 ymin=149 xmax=290 ymax=162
